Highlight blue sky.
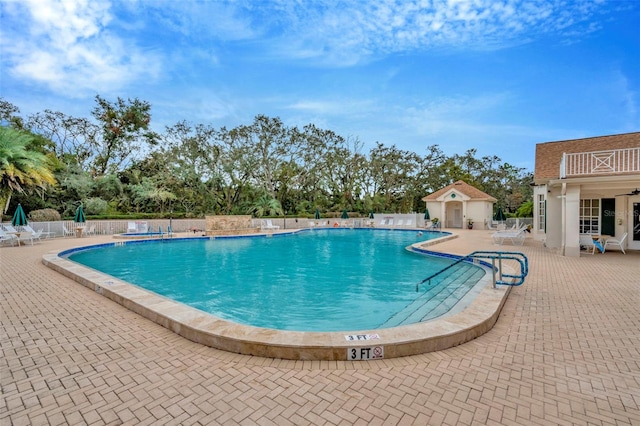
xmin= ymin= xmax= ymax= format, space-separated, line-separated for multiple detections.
xmin=1 ymin=0 xmax=639 ymax=172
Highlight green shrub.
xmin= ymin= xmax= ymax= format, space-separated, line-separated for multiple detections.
xmin=28 ymin=208 xmax=62 ymax=222
xmin=83 ymin=197 xmax=109 ymax=215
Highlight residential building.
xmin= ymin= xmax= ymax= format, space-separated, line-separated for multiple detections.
xmin=533 ymin=132 xmax=640 ymax=256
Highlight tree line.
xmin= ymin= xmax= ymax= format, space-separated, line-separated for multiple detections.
xmin=0 ymin=96 xmax=533 ymax=220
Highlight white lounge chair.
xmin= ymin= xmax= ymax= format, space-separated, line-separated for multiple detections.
xmin=425 ymin=220 xmax=442 ymax=230
xmin=492 ymin=225 xmax=527 ymax=246
xmin=127 ymin=222 xmax=137 ymax=233
xmin=603 ymin=232 xmax=627 ymax=254
xmin=488 ymin=220 xmax=502 ymax=230
xmin=261 ymin=219 xmax=280 ymax=231
xmin=0 ymin=228 xmax=17 ymax=246
xmin=3 ymin=224 xmax=19 ymax=233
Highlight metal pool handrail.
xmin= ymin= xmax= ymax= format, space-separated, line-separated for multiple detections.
xmin=416 ymin=250 xmax=529 ymax=292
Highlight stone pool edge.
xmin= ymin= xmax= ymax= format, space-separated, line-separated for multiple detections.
xmin=42 ymin=233 xmax=512 ymax=361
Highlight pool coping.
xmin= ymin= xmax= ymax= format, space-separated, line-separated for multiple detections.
xmin=42 ymin=230 xmax=513 ymax=361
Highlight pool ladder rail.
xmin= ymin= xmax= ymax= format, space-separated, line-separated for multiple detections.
xmin=147 ymin=225 xmax=174 ymax=239
xmin=416 ymin=250 xmax=529 ymax=292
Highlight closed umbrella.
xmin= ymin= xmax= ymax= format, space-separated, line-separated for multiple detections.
xmin=369 ymin=211 xmax=374 ymax=219
xmin=74 ymin=205 xmax=86 ymax=224
xmin=74 ymin=205 xmax=86 ymax=237
xmin=341 ymin=209 xmax=349 ymax=219
xmin=424 ymin=209 xmax=430 ymax=220
xmin=11 ymin=204 xmax=28 ymax=228
xmin=315 ymin=209 xmax=321 ymax=220
xmin=494 ymin=207 xmax=506 ymax=222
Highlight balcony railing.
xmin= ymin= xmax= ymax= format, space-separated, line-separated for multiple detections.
xmin=560 ymin=147 xmax=640 ymax=178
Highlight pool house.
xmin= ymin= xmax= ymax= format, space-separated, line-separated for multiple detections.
xmin=422 ymin=180 xmax=497 ymax=230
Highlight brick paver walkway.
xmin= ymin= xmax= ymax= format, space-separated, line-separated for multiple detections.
xmin=1 ymin=231 xmax=639 ymax=425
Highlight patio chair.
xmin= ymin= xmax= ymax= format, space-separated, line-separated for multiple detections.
xmin=22 ymin=225 xmax=44 ymax=242
xmin=260 ymin=219 xmax=279 ymax=231
xmin=579 ymin=234 xmax=600 ymax=254
xmin=84 ymin=225 xmax=96 ymax=236
xmin=0 ymin=228 xmax=17 ymax=246
xmin=603 ymin=232 xmax=628 ymax=254
xmin=62 ymin=225 xmax=75 ymax=237
xmin=17 ymin=231 xmax=34 ymax=246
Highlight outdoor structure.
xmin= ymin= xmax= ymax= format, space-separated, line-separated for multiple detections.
xmin=533 ymin=132 xmax=640 ymax=256
xmin=205 ymin=215 xmax=259 ymax=236
xmin=422 ymin=180 xmax=497 ymax=230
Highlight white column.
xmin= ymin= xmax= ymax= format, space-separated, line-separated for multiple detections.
xmin=563 ymin=185 xmax=581 ymax=257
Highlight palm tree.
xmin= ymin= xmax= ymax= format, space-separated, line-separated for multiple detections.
xmin=247 ymin=194 xmax=283 ymax=218
xmin=0 ymin=127 xmax=56 ymax=213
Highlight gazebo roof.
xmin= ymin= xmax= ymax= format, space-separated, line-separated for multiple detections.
xmin=422 ymin=180 xmax=497 ymax=202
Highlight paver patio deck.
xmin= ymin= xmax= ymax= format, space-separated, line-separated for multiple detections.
xmin=1 ymin=230 xmax=639 ymax=425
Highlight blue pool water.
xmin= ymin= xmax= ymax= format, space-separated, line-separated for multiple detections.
xmin=119 ymin=232 xmax=166 ymax=236
xmin=68 ymin=229 xmax=484 ymax=331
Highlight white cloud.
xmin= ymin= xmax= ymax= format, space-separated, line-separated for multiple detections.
xmin=2 ymin=0 xmax=161 ymax=96
xmin=286 ymin=99 xmax=375 ymax=116
xmin=26 ymin=0 xmax=111 ymax=45
xmin=224 ymin=0 xmax=615 ymax=66
xmin=397 ymin=93 xmax=512 ymax=136
xmin=0 ymin=0 xmax=617 ymax=95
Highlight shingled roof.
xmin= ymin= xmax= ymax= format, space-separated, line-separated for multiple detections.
xmin=422 ymin=180 xmax=497 ymax=202
xmin=534 ymin=132 xmax=640 ymax=181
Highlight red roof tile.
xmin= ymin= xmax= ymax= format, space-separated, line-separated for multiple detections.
xmin=422 ymin=180 xmax=497 ymax=202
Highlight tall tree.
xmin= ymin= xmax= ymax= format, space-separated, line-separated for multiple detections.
xmin=27 ymin=110 xmax=97 ymax=170
xmin=368 ymin=143 xmax=420 ymax=212
xmin=0 ymin=98 xmax=24 ymax=129
xmin=91 ymin=95 xmax=156 ymax=176
xmin=161 ymin=121 xmax=222 ymax=215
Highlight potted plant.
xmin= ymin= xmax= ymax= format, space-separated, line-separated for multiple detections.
xmin=431 ymin=217 xmax=439 ymax=229
xmin=467 ymin=218 xmax=474 ymax=229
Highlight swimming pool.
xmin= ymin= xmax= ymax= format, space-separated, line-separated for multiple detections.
xmin=45 ymin=229 xmax=512 ymax=360
xmin=66 ymin=229 xmax=485 ymax=332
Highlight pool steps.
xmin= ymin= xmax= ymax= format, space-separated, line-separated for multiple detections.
xmin=380 ymin=263 xmax=485 ymax=328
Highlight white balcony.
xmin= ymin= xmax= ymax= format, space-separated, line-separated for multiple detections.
xmin=560 ymin=147 xmax=640 ymax=178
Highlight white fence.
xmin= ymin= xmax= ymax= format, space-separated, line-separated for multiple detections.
xmin=19 ymin=219 xmax=208 ymax=238
xmin=8 ymin=216 xmax=534 ymax=239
